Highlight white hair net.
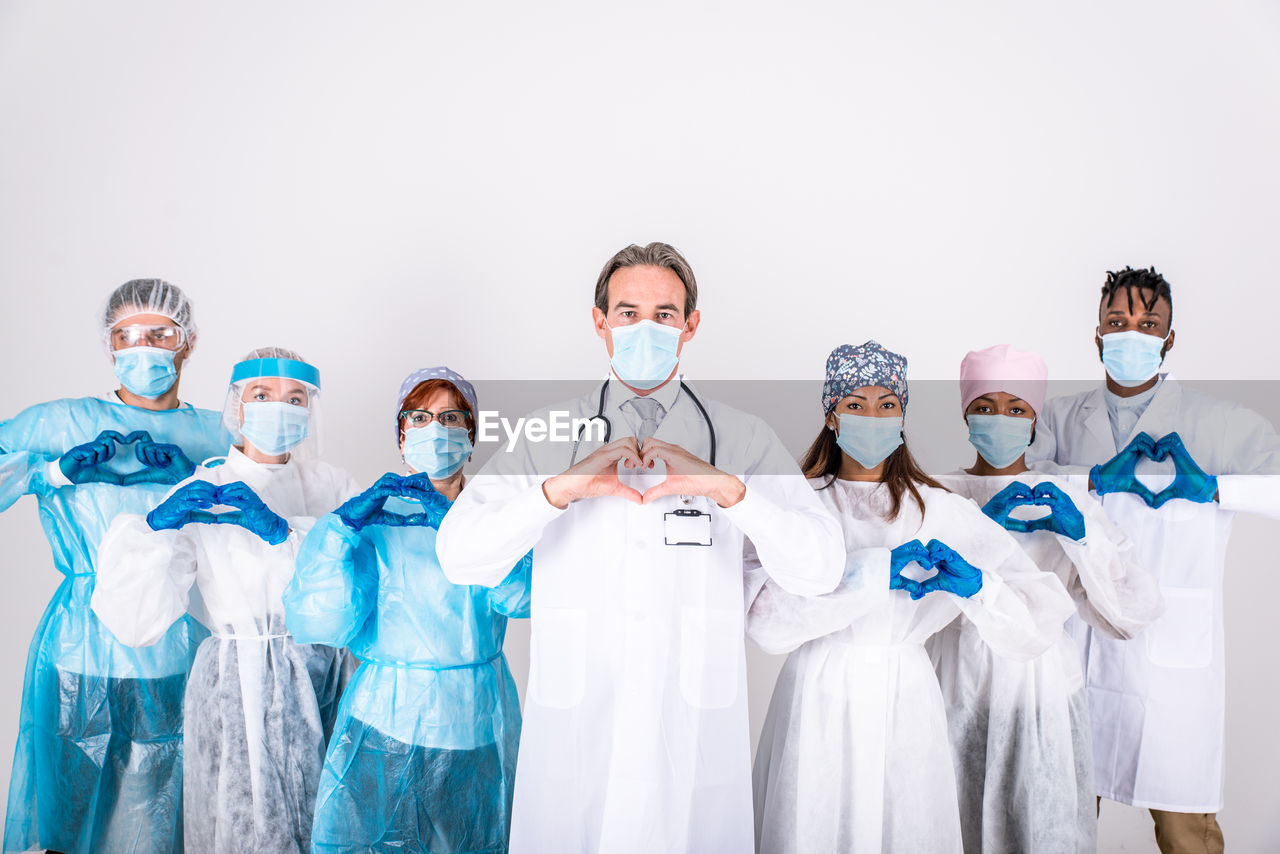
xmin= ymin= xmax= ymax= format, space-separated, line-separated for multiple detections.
xmin=101 ymin=279 xmax=198 ymax=351
xmin=223 ymin=347 xmax=324 ymax=459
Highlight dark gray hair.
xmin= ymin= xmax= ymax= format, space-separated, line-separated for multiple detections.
xmin=593 ymin=242 xmax=698 ymax=318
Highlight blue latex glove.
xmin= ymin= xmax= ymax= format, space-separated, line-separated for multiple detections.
xmin=921 ymin=539 xmax=984 ymax=599
xmin=1023 ymin=482 xmax=1087 ymax=541
xmin=213 ymin=481 xmax=290 ymax=545
xmin=980 ymin=481 xmax=1036 ymax=532
xmin=335 ymin=473 xmax=405 ymax=531
xmin=57 ymin=430 xmax=123 ymax=485
xmin=889 ymin=539 xmax=932 ymax=600
xmin=147 ymin=479 xmax=220 ymax=530
xmin=1151 ymin=433 xmax=1218 ymax=507
xmin=365 ymin=473 xmax=452 ymax=529
xmin=126 ymin=439 xmax=196 ymax=485
xmin=1090 ymin=432 xmax=1158 ymax=504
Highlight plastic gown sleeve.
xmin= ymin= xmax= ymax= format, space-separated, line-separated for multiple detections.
xmin=1215 ymin=406 xmax=1280 ymax=519
xmin=1055 ymin=491 xmax=1164 ymax=639
xmin=957 ymin=505 xmax=1076 ymax=655
xmin=744 ymin=543 xmax=890 ymax=655
xmin=487 ymin=550 xmax=534 ymax=619
xmin=0 ymin=449 xmax=58 ymax=510
xmin=91 ymin=513 xmax=198 ymax=647
xmin=284 ymin=512 xmax=378 ymax=646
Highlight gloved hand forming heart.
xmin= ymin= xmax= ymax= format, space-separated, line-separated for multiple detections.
xmin=146 ymin=480 xmax=289 ymax=545
xmin=58 ymin=430 xmax=196 ymax=486
xmin=1090 ymin=431 xmax=1217 ymax=508
xmin=981 ymin=481 xmax=1086 ymax=541
xmin=336 ymin=472 xmax=451 ymax=532
xmin=889 ymin=538 xmax=984 ymax=601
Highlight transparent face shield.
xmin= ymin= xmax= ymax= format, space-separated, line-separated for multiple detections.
xmin=221 ymin=357 xmax=323 ymax=460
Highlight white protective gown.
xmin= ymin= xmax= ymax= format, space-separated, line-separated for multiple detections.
xmin=435 ymin=380 xmax=846 ymax=854
xmin=933 ymin=469 xmax=1163 ymax=854
xmin=747 ymin=478 xmax=1055 ymax=854
xmin=1028 ymin=374 xmax=1280 ymax=811
xmin=92 ymin=447 xmax=360 ymax=854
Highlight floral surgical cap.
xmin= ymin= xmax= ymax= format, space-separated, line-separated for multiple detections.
xmin=822 ymin=341 xmax=909 ymax=413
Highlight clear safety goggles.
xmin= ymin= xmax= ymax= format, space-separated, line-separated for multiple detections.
xmin=399 ymin=409 xmax=471 ymax=429
xmin=109 ymin=323 xmax=187 ymax=351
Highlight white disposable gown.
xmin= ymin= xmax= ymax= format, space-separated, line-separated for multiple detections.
xmin=933 ymin=469 xmax=1163 ymax=854
xmin=1028 ymin=375 xmax=1280 ymax=811
xmin=92 ymin=446 xmax=360 ymax=853
xmin=435 ymin=381 xmax=846 ymax=854
xmin=747 ymin=478 xmax=1055 ymax=854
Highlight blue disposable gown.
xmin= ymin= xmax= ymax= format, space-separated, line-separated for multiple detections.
xmin=284 ymin=496 xmax=532 ymax=854
xmin=0 ymin=396 xmax=228 ymax=854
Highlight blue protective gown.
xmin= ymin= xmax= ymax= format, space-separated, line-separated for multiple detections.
xmin=284 ymin=496 xmax=531 ymax=854
xmin=0 ymin=396 xmax=228 ymax=854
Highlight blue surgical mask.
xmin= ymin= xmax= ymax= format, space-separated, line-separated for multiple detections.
xmin=402 ymin=421 xmax=473 ymax=479
xmin=113 ymin=347 xmax=178 ymax=398
xmin=239 ymin=401 xmax=310 ymax=456
xmin=1100 ymin=329 xmax=1169 ymax=388
xmin=967 ymin=414 xmax=1034 ymax=469
xmin=835 ymin=413 xmax=904 ymax=468
xmin=608 ymin=320 xmax=682 ymax=390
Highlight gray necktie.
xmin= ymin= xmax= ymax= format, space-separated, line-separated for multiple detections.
xmin=628 ymin=396 xmax=665 ymax=441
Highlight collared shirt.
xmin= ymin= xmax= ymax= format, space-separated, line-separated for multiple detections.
xmin=1104 ymin=376 xmax=1163 ymax=448
xmin=603 ymin=373 xmax=683 ymax=440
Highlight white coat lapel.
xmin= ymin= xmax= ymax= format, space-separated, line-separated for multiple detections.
xmin=1078 ymin=387 xmax=1116 ymax=458
xmin=1129 ymin=374 xmax=1181 ymax=445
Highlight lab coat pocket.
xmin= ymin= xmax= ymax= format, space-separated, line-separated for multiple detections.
xmin=530 ymin=607 xmax=586 ymax=708
xmin=680 ymin=607 xmax=742 ymax=709
xmin=1145 ymin=587 xmax=1213 ymax=669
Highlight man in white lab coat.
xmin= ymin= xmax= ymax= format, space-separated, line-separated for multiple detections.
xmin=436 ymin=242 xmax=845 ymax=854
xmin=1028 ymin=266 xmax=1280 ymax=854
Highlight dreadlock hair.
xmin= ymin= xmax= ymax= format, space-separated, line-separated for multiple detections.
xmin=1100 ymin=266 xmax=1173 ymax=324
xmin=800 ymin=426 xmax=946 ymax=522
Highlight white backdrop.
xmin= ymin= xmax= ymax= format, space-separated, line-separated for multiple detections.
xmin=2 ymin=1 xmax=1278 ymax=850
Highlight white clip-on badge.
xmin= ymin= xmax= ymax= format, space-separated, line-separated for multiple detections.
xmin=664 ymin=508 xmax=712 ymax=546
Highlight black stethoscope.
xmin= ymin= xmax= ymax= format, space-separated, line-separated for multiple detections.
xmin=569 ymin=378 xmax=717 ymax=467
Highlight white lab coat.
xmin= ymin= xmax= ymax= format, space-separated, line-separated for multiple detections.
xmin=933 ymin=469 xmax=1162 ymax=854
xmin=93 ymin=447 xmax=361 ymax=853
xmin=1027 ymin=374 xmax=1280 ymax=811
xmin=746 ymin=478 xmax=1053 ymax=854
xmin=435 ymin=380 xmax=845 ymax=854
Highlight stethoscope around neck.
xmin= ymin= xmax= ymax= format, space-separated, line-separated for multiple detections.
xmin=569 ymin=378 xmax=717 ymax=467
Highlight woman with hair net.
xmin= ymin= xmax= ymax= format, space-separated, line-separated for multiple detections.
xmin=929 ymin=344 xmax=1163 ymax=854
xmin=747 ymin=341 xmax=1067 ymax=854
xmin=92 ymin=348 xmax=359 ymax=854
xmin=284 ymin=366 xmax=531 ymax=853
xmin=0 ymin=279 xmax=227 ymax=854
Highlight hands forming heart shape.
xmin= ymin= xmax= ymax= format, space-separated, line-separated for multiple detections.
xmin=336 ymin=472 xmax=451 ymax=532
xmin=1090 ymin=432 xmax=1217 ymax=509
xmin=888 ymin=539 xmax=983 ymax=601
xmin=58 ymin=430 xmax=196 ymax=487
xmin=981 ymin=481 xmax=1086 ymax=541
xmin=544 ymin=437 xmax=736 ymax=508
xmin=146 ymin=480 xmax=289 ymax=545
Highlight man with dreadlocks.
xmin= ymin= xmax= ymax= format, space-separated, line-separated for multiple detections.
xmin=1027 ymin=266 xmax=1280 ymax=854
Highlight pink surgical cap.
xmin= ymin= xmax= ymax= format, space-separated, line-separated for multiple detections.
xmin=959 ymin=344 xmax=1048 ymax=417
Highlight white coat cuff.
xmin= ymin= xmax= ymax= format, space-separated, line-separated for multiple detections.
xmin=1217 ymin=473 xmax=1280 ymax=519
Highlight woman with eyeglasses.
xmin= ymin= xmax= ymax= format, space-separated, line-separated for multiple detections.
xmin=93 ymin=348 xmax=358 ymax=854
xmin=0 ymin=280 xmax=228 ymax=854
xmin=284 ymin=366 xmax=531 ymax=854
